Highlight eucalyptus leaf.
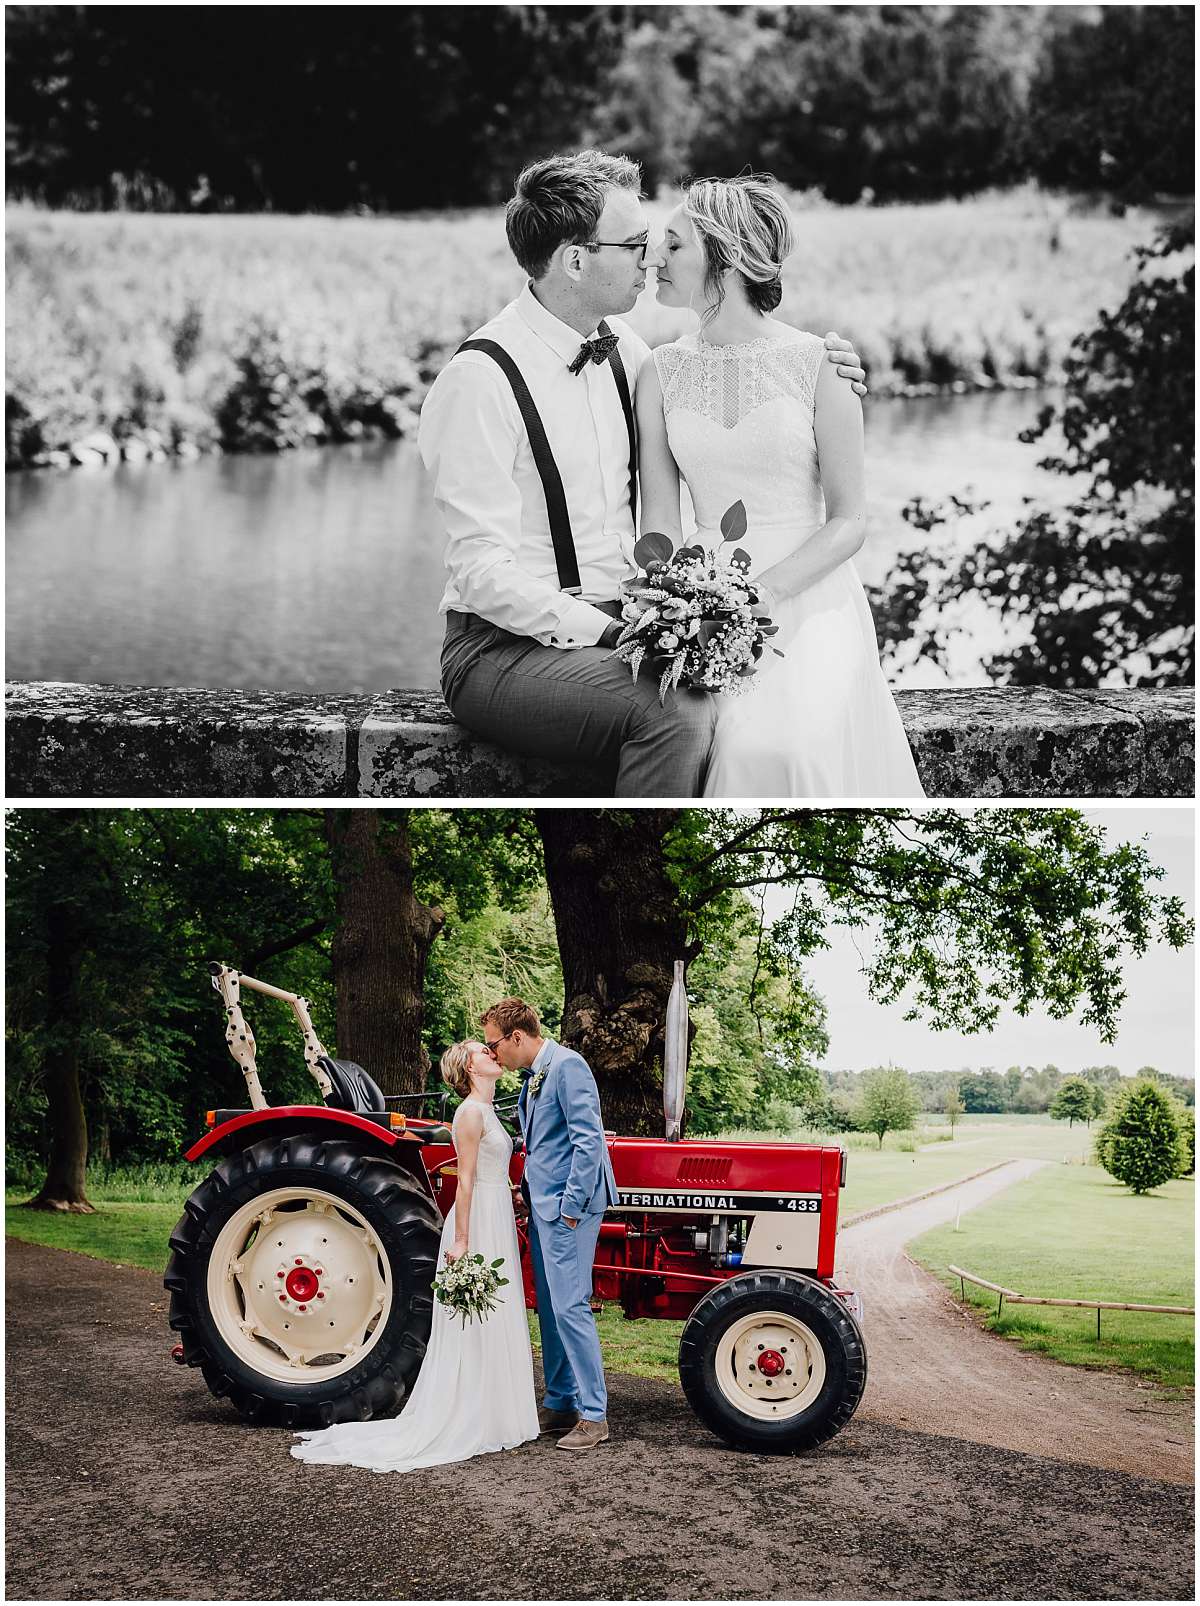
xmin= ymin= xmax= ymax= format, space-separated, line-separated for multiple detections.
xmin=634 ymin=530 xmax=674 ymax=568
xmin=720 ymin=500 xmax=748 ymax=543
xmin=731 ymin=548 xmax=752 ymax=569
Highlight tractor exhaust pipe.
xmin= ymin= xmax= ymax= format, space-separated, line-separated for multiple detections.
xmin=663 ymin=960 xmax=688 ymax=1142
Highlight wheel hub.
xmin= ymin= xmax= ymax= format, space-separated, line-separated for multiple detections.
xmin=207 ymin=1186 xmax=393 ymax=1384
xmin=713 ymin=1309 xmax=828 ymax=1421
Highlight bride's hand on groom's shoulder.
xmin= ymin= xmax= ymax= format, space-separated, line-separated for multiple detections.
xmin=823 ymin=331 xmax=867 ymax=398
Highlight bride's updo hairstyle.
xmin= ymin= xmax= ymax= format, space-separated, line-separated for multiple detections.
xmin=683 ymin=175 xmax=795 ymax=321
xmin=440 ymin=1041 xmax=476 ymax=1099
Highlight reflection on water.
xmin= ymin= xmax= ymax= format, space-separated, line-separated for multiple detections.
xmin=6 ymin=389 xmax=1065 ymax=692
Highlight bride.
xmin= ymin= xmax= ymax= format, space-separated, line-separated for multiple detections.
xmin=639 ymin=175 xmax=924 ymax=799
xmin=291 ymin=1040 xmax=539 ymax=1472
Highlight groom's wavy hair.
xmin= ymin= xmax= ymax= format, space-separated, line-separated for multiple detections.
xmin=480 ymin=997 xmax=541 ymax=1038
xmin=506 ymin=150 xmax=642 ymax=280
xmin=683 ymin=175 xmax=795 ymax=322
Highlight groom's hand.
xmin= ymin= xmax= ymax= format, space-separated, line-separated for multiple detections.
xmin=598 ymin=621 xmax=624 ymax=651
xmin=562 ymin=1215 xmax=579 ymax=1229
xmin=823 ymin=331 xmax=867 ymax=398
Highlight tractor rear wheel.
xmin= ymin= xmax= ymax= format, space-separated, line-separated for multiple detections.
xmin=678 ymin=1270 xmax=866 ymax=1453
xmin=164 ymin=1133 xmax=441 ymax=1428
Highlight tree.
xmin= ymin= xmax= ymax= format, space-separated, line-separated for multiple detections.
xmin=534 ymin=807 xmax=1191 ymax=1136
xmin=5 ymin=809 xmax=331 ymax=1206
xmin=686 ymin=896 xmax=827 ymax=1135
xmin=1175 ymin=1107 xmax=1195 ymax=1179
xmin=1095 ymin=1079 xmax=1186 ymax=1195
xmin=943 ymin=1088 xmax=966 ymax=1137
xmin=859 ymin=1066 xmax=919 ymax=1149
xmin=876 ymin=217 xmax=1194 ymax=687
xmin=1089 ymin=1084 xmax=1107 ymax=1124
xmin=1021 ymin=7 xmax=1194 ymax=200
xmin=536 ymin=808 xmax=695 ymax=1134
xmin=1050 ymin=1077 xmax=1096 ymax=1128
xmin=325 ymin=812 xmax=444 ymax=1094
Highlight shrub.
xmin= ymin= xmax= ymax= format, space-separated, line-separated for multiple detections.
xmin=1095 ymin=1079 xmax=1187 ymax=1194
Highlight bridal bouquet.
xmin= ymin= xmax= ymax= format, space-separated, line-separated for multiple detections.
xmin=616 ymin=501 xmax=782 ymax=702
xmin=433 ymin=1251 xmax=511 ymax=1327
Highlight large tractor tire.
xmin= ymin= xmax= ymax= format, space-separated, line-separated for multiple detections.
xmin=164 ymin=1133 xmax=441 ymax=1428
xmin=678 ymin=1270 xmax=866 ymax=1454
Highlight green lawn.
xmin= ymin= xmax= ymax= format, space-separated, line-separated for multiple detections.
xmin=5 ymin=1194 xmax=182 ymax=1273
xmin=910 ymin=1163 xmax=1195 ymax=1389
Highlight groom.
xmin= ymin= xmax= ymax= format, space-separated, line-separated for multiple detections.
xmin=418 ymin=148 xmax=865 ymax=796
xmin=481 ymin=996 xmax=618 ymax=1451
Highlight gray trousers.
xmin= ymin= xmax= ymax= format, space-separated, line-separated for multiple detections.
xmin=441 ymin=610 xmax=717 ymax=797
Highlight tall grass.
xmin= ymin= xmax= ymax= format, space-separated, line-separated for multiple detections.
xmin=7 ymin=191 xmax=1152 ymax=468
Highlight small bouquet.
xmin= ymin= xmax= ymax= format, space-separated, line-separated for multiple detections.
xmin=432 ymin=1251 xmax=510 ymax=1327
xmin=616 ymin=501 xmax=782 ymax=702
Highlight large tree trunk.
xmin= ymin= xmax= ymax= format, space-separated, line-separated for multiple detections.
xmin=27 ymin=902 xmax=95 ymax=1212
xmin=325 ymin=811 xmax=445 ymax=1096
xmin=536 ymin=809 xmax=694 ymax=1136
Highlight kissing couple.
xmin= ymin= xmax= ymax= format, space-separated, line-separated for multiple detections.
xmin=420 ymin=147 xmax=924 ymax=799
xmin=292 ymin=998 xmax=616 ymax=1472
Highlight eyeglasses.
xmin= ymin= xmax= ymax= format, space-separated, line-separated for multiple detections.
xmin=581 ymin=238 xmax=650 ymax=261
xmin=484 ymin=1028 xmax=516 ymax=1059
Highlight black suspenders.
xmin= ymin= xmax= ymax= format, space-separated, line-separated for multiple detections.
xmin=454 ymin=321 xmax=637 ymax=597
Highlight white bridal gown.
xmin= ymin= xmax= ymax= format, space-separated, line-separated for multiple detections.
xmin=291 ymin=1098 xmax=539 ymax=1473
xmin=654 ymin=330 xmax=924 ymax=799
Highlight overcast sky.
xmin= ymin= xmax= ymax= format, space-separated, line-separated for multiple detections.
xmin=778 ymin=807 xmax=1194 ymax=1080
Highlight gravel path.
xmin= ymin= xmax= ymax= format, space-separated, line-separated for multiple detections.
xmin=5 ymin=1235 xmax=1194 ymax=1601
xmin=837 ymin=1159 xmax=1194 ymax=1484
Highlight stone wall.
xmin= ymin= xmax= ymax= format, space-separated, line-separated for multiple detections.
xmin=6 ymin=681 xmax=1194 ymax=799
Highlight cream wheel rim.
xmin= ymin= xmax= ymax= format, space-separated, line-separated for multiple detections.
xmin=206 ymin=1186 xmax=393 ymax=1384
xmin=714 ymin=1311 xmax=827 ymax=1421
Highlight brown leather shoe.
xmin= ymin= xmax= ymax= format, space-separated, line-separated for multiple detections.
xmin=538 ymin=1405 xmax=579 ymax=1435
xmin=556 ymin=1417 xmax=609 ymax=1451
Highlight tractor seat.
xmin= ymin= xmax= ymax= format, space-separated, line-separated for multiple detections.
xmin=319 ymin=1056 xmax=387 ymax=1115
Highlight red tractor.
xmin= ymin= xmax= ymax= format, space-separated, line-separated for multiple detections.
xmin=165 ymin=963 xmax=866 ymax=1453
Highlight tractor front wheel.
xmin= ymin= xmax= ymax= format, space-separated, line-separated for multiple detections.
xmin=678 ymin=1270 xmax=866 ymax=1453
xmin=165 ymin=1134 xmax=441 ymax=1428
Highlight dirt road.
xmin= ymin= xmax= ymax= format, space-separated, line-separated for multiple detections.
xmin=837 ymin=1160 xmax=1195 ymax=1486
xmin=5 ymin=1235 xmax=1193 ymax=1601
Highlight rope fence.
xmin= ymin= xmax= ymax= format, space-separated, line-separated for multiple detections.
xmin=947 ymin=1264 xmax=1195 ymax=1341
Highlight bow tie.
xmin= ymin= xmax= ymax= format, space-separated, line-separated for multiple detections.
xmin=568 ymin=332 xmax=620 ymax=375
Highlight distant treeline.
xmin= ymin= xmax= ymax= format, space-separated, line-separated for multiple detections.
xmin=6 ymin=5 xmax=1193 ymax=211
xmin=825 ymin=1063 xmax=1195 ymax=1117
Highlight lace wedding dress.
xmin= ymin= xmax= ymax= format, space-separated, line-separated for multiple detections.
xmin=291 ymin=1099 xmax=539 ymax=1473
xmin=654 ymin=329 xmax=924 ymax=798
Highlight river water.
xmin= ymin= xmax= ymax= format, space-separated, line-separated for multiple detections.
xmin=6 ymin=388 xmax=1064 ymax=692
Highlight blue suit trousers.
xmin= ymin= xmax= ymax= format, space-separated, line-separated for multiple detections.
xmin=527 ymin=1208 xmax=607 ymax=1421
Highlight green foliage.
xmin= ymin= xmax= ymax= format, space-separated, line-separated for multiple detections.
xmin=1050 ymin=1077 xmax=1097 ymax=1128
xmin=1095 ymin=1079 xmax=1187 ymax=1195
xmin=858 ymin=1066 xmax=920 ymax=1149
xmin=942 ymin=1088 xmax=966 ymax=1134
xmin=1176 ymin=1108 xmax=1195 ymax=1178
xmin=685 ymin=895 xmax=826 ymax=1135
xmin=4 ymin=808 xmax=545 ymax=1177
xmin=1089 ymin=1084 xmax=1107 ymax=1123
xmin=876 ymin=217 xmax=1195 ymax=686
xmin=671 ymin=808 xmax=1192 ymax=1046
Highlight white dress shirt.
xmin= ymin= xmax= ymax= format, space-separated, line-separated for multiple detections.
xmin=418 ymin=283 xmax=651 ymax=649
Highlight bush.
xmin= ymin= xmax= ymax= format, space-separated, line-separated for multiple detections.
xmin=1095 ymin=1079 xmax=1187 ymax=1195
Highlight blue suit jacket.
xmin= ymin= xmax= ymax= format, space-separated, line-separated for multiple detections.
xmin=518 ymin=1040 xmax=618 ymax=1223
